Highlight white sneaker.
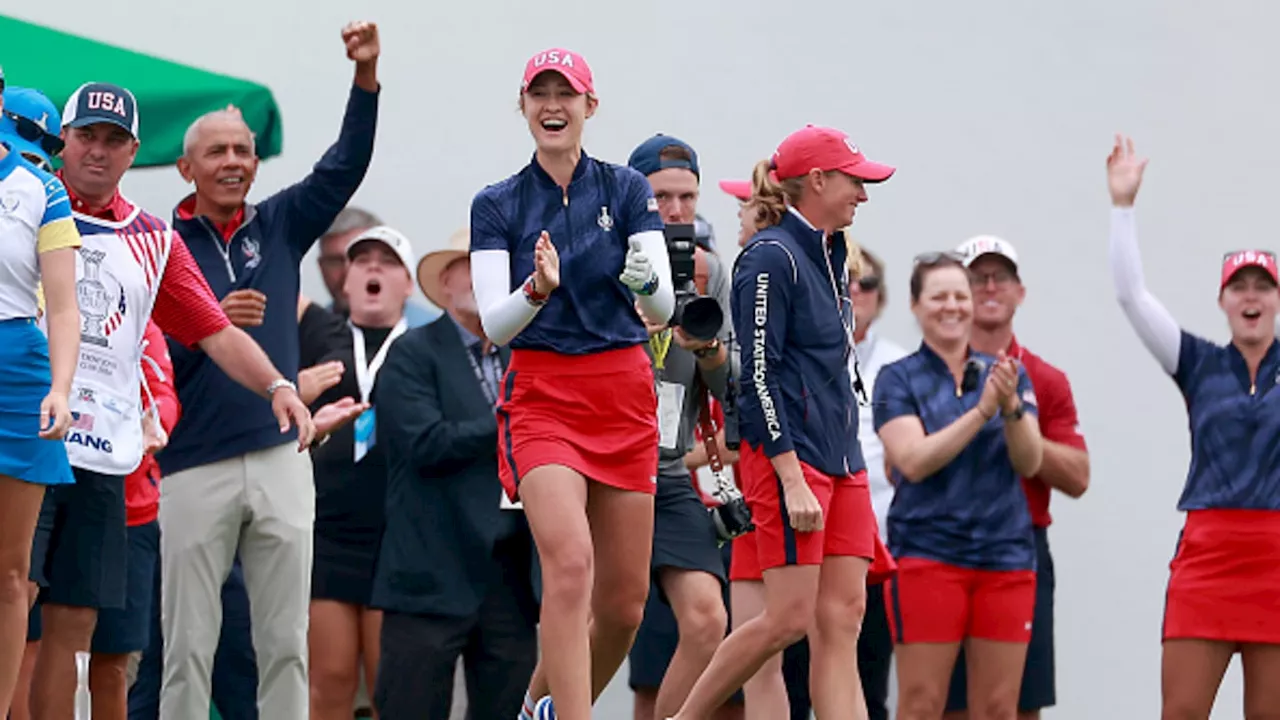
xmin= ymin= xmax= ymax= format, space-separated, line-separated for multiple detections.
xmin=533 ymin=696 xmax=556 ymax=720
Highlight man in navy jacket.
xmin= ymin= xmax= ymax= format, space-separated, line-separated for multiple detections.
xmin=155 ymin=21 xmax=381 ymax=719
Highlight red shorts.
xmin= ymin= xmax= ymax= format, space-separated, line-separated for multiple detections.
xmin=496 ymin=345 xmax=658 ymax=501
xmin=734 ymin=443 xmax=889 ymax=574
xmin=885 ymin=557 xmax=1036 ymax=644
xmin=1164 ymin=509 xmax=1280 ymax=644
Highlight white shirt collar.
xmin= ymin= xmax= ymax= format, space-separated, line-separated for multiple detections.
xmin=786 ymin=205 xmax=826 ymax=239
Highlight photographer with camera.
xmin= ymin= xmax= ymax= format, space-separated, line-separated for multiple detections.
xmin=624 ymin=135 xmax=746 ymax=720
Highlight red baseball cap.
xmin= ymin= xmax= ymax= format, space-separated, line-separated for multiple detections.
xmin=772 ymin=125 xmax=895 ymax=183
xmin=521 ymin=48 xmax=594 ymax=95
xmin=718 ymin=179 xmax=751 ymax=201
xmin=1220 ymin=249 xmax=1279 ymax=290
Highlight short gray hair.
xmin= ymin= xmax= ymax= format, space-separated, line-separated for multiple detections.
xmin=182 ymin=107 xmax=256 ymax=157
xmin=323 ymin=207 xmax=382 ymax=238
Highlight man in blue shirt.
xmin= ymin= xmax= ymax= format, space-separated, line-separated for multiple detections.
xmin=157 ymin=21 xmax=380 ymax=719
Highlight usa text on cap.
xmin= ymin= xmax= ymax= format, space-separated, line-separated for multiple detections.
xmin=772 ymin=125 xmax=894 ymax=183
xmin=628 ymin=134 xmax=699 ymax=179
xmin=956 ymin=235 xmax=1019 ymax=271
xmin=1220 ymin=249 xmax=1279 ymax=290
xmin=521 ymin=48 xmax=594 ymax=95
xmin=62 ymin=82 xmax=139 ymax=138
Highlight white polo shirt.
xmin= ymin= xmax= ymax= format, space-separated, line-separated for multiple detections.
xmin=852 ymin=327 xmax=908 ymax=541
xmin=0 ymin=145 xmax=80 ymax=319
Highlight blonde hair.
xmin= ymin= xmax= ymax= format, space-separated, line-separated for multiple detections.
xmin=749 ymin=159 xmax=805 ymax=228
xmin=750 ymin=158 xmax=866 ymax=280
xmin=842 ymin=231 xmax=865 ymax=279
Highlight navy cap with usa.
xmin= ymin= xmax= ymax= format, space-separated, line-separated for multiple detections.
xmin=627 ymin=133 xmax=700 ymax=181
xmin=61 ymin=82 xmax=139 ymax=138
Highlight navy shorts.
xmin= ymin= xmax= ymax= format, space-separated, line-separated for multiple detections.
xmin=92 ymin=520 xmax=158 ymax=654
xmin=945 ymin=527 xmax=1056 ymax=712
xmin=26 ymin=603 xmax=41 ymax=643
xmin=650 ymin=471 xmax=727 ymax=589
xmin=629 ymin=540 xmax=743 ymax=705
xmin=30 ymin=467 xmax=128 ymax=610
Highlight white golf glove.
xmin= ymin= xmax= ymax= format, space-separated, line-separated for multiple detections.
xmin=619 ymin=237 xmax=659 ymax=295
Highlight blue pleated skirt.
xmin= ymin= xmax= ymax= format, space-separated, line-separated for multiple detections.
xmin=0 ymin=318 xmax=74 ymax=485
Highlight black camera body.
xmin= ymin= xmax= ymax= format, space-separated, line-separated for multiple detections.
xmin=663 ymin=223 xmax=724 ymax=342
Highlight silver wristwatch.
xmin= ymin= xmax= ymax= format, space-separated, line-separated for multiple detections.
xmin=266 ymin=378 xmax=298 ymax=397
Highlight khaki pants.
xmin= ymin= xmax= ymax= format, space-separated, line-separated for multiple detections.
xmin=157 ymin=442 xmax=315 ymax=720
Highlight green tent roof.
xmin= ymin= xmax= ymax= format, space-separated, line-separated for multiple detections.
xmin=1 ymin=14 xmax=283 ymax=168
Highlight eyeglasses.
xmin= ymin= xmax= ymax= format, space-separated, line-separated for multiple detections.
xmin=854 ymin=275 xmax=880 ymax=292
xmin=912 ymin=251 xmax=965 ymax=266
xmin=3 ymin=110 xmax=65 ymax=158
xmin=969 ymin=268 xmax=1017 ymax=288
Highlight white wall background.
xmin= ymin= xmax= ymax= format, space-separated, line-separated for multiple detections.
xmin=9 ymin=0 xmax=1279 ymax=716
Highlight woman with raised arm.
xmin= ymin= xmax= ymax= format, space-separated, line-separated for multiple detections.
xmin=1108 ymin=134 xmax=1280 ymax=718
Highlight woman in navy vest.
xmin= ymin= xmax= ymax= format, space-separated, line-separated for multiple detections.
xmin=873 ymin=254 xmax=1043 ymax=719
xmin=469 ymin=48 xmax=674 ymax=720
xmin=1108 ymin=135 xmax=1280 ymax=717
xmin=671 ymin=125 xmax=894 ymax=720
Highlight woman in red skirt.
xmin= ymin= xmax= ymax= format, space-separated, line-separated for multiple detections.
xmin=469 ymin=48 xmax=674 ymax=720
xmin=1109 ymin=134 xmax=1280 ymax=717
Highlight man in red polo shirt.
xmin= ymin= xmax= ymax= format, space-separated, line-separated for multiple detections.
xmin=945 ymin=236 xmax=1090 ymax=720
xmin=26 ymin=79 xmax=313 ymax=720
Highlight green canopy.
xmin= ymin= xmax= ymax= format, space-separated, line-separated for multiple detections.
xmin=1 ymin=14 xmax=283 ymax=168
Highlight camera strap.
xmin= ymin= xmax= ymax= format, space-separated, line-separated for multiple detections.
xmin=696 ymin=385 xmax=727 ymax=478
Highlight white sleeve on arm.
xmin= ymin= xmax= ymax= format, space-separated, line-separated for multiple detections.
xmin=471 ymin=250 xmax=540 ymax=347
xmin=633 ymin=229 xmax=675 ymax=324
xmin=1109 ymin=207 xmax=1181 ymax=374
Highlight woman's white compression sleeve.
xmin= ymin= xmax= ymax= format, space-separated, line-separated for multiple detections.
xmin=1109 ymin=207 xmax=1181 ymax=374
xmin=632 ymin=230 xmax=675 ymax=325
xmin=471 ymin=250 xmax=541 ymax=347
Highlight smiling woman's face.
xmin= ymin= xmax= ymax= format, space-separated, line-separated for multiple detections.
xmin=521 ymin=72 xmax=596 ymax=154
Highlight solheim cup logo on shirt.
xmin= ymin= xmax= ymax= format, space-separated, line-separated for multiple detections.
xmin=77 ymin=249 xmax=113 ymax=347
xmin=597 ymin=205 xmax=614 ymax=231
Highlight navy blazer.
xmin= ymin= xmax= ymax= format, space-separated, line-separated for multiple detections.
xmin=370 ymin=315 xmax=536 ymax=617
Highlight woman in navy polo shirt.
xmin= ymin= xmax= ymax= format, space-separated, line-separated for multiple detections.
xmin=873 ymin=253 xmax=1044 ymax=719
xmin=670 ymin=125 xmax=893 ymax=720
xmin=1108 ymin=135 xmax=1280 ymax=717
xmin=469 ymin=48 xmax=674 ymax=720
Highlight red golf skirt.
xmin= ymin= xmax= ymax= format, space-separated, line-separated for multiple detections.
xmin=1164 ymin=509 xmax=1280 ymax=644
xmin=496 ymin=345 xmax=658 ymax=502
xmin=729 ymin=443 xmax=894 ymax=582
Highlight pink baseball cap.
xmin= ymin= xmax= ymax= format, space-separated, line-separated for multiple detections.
xmin=718 ymin=179 xmax=751 ymax=201
xmin=521 ymin=48 xmax=594 ymax=95
xmin=1220 ymin=249 xmax=1279 ymax=290
xmin=772 ymin=125 xmax=895 ymax=183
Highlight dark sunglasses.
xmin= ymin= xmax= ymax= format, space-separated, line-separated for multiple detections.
xmin=854 ymin=275 xmax=881 ymax=292
xmin=912 ymin=251 xmax=966 ymax=266
xmin=18 ymin=151 xmax=51 ymax=173
xmin=3 ymin=110 xmax=65 ymax=158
